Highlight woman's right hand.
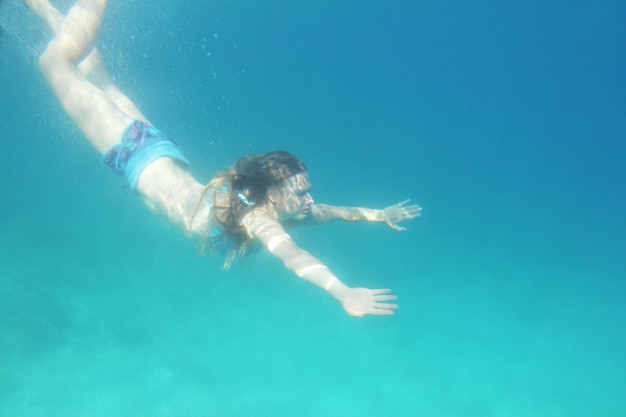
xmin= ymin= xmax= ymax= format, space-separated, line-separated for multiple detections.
xmin=340 ymin=287 xmax=398 ymax=317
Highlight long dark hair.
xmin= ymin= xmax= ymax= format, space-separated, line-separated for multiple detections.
xmin=195 ymin=151 xmax=307 ymax=268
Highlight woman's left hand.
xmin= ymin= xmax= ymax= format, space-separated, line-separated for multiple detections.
xmin=341 ymin=288 xmax=398 ymax=317
xmin=381 ymin=199 xmax=422 ymax=231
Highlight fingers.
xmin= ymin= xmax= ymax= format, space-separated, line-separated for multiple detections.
xmin=374 ymin=294 xmax=397 ymax=302
xmin=370 ymin=302 xmax=398 ymax=315
xmin=370 ymin=307 xmax=395 ymax=316
xmin=397 ymin=199 xmax=411 ymax=207
xmin=371 ymin=288 xmax=394 ymax=296
xmin=374 ymin=300 xmax=398 ymax=307
xmin=385 ymin=218 xmax=407 ymax=231
xmin=397 ymin=200 xmax=421 ymax=211
xmin=368 ymin=290 xmax=398 ymax=315
xmin=394 ymin=199 xmax=421 ymax=210
xmin=403 ymin=206 xmax=422 ymax=218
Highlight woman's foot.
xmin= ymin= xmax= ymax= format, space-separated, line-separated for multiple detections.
xmin=24 ymin=0 xmax=63 ymax=32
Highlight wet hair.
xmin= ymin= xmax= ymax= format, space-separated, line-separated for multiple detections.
xmin=195 ymin=151 xmax=307 ymax=268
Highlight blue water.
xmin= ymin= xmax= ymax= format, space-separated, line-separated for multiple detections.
xmin=1 ymin=1 xmax=625 ymax=416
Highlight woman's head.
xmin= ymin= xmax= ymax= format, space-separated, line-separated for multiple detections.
xmin=206 ymin=151 xmax=309 ymax=267
xmin=267 ymin=171 xmax=314 ymax=221
xmin=231 ymin=151 xmax=308 ymax=208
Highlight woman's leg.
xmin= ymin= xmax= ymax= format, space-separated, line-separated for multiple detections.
xmin=26 ymin=0 xmax=148 ymax=123
xmin=35 ymin=0 xmax=134 ymax=154
xmin=77 ymin=49 xmax=149 ymax=123
xmin=27 ymin=0 xmax=206 ymax=234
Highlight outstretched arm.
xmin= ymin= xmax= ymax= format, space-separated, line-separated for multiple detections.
xmin=241 ymin=210 xmax=398 ymax=317
xmin=307 ymin=199 xmax=421 ymax=231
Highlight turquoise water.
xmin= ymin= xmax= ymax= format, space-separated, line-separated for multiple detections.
xmin=1 ymin=1 xmax=625 ymax=416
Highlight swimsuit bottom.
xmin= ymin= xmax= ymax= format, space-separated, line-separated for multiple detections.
xmin=102 ymin=120 xmax=189 ymax=190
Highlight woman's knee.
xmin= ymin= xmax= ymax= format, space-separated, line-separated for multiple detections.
xmin=38 ymin=44 xmax=57 ymax=78
xmin=38 ymin=43 xmax=77 ymax=93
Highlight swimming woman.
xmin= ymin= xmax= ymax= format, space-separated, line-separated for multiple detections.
xmin=25 ymin=0 xmax=421 ymax=317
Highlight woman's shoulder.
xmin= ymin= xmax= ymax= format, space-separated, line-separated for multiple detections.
xmin=240 ymin=208 xmax=281 ymax=234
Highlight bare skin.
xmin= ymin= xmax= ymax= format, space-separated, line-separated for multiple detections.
xmin=26 ymin=0 xmax=148 ymax=122
xmin=26 ymin=0 xmax=421 ymax=317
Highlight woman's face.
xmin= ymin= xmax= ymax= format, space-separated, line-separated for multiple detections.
xmin=269 ymin=172 xmax=314 ymax=221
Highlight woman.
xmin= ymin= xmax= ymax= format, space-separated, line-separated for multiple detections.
xmin=26 ymin=0 xmax=421 ymax=317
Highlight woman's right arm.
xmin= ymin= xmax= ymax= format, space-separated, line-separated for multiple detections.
xmin=241 ymin=210 xmax=398 ymax=317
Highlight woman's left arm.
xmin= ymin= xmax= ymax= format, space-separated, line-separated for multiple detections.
xmin=307 ymin=200 xmax=422 ymax=231
xmin=241 ymin=210 xmax=398 ymax=317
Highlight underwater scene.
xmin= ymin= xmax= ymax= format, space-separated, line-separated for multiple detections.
xmin=1 ymin=0 xmax=625 ymax=416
